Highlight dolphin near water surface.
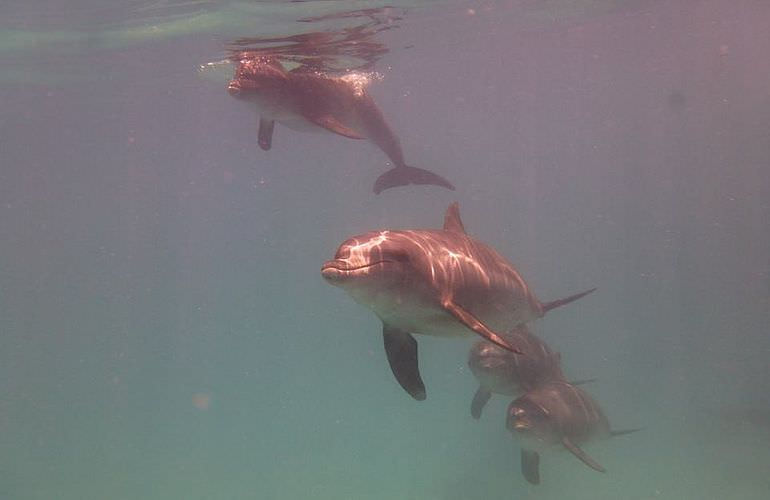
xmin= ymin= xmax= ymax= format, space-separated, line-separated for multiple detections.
xmin=228 ymin=56 xmax=455 ymax=194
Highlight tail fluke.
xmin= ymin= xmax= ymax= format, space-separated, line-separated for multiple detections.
xmin=541 ymin=288 xmax=597 ymax=315
xmin=373 ymin=165 xmax=455 ymax=194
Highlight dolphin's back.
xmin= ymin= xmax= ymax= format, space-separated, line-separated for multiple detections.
xmin=399 ymin=229 xmax=542 ymax=326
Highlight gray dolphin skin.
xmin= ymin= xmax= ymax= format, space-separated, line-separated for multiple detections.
xmin=468 ymin=326 xmax=596 ymax=418
xmin=467 ymin=325 xmax=565 ymax=419
xmin=227 ymin=56 xmax=455 ymax=194
xmin=321 ymin=202 xmax=596 ymax=400
xmin=506 ymin=380 xmax=639 ymax=484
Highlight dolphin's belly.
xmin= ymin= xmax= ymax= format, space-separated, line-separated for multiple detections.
xmin=262 ymin=108 xmax=324 ymax=133
xmin=277 ymin=115 xmax=328 ymax=133
xmin=247 ymin=94 xmax=327 ymax=133
xmin=260 ymin=79 xmax=371 ymax=137
xmin=377 ymin=304 xmax=469 ymax=338
xmin=363 ymin=280 xmax=531 ymax=340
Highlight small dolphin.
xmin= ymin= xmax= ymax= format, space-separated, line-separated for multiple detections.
xmin=227 ymin=56 xmax=455 ymax=194
xmin=321 ymin=202 xmax=595 ymax=400
xmin=467 ymin=326 xmax=595 ymax=419
xmin=506 ymin=380 xmax=639 ymax=484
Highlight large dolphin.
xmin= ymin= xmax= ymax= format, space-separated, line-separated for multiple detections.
xmin=506 ymin=380 xmax=639 ymax=484
xmin=468 ymin=326 xmax=594 ymax=419
xmin=227 ymin=55 xmax=455 ymax=194
xmin=321 ymin=202 xmax=595 ymax=400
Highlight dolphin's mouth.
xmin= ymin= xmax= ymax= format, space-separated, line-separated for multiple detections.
xmin=507 ymin=416 xmax=531 ymax=433
xmin=478 ymin=359 xmax=508 ymax=371
xmin=227 ymin=81 xmax=241 ymax=96
xmin=321 ymin=260 xmax=391 ymax=280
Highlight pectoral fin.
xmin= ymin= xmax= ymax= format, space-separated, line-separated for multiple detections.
xmin=562 ymin=437 xmax=605 ymax=472
xmin=382 ymin=324 xmax=426 ymax=401
xmin=310 ymin=115 xmax=367 ymax=139
xmin=470 ymin=387 xmax=491 ymax=419
xmin=258 ymin=117 xmax=274 ymax=151
xmin=520 ymin=449 xmax=540 ymax=485
xmin=442 ymin=300 xmax=523 ymax=354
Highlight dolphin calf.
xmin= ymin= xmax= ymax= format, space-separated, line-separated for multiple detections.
xmin=468 ymin=326 xmax=594 ymax=419
xmin=506 ymin=380 xmax=639 ymax=484
xmin=321 ymin=202 xmax=595 ymax=400
xmin=227 ymin=55 xmax=455 ymax=194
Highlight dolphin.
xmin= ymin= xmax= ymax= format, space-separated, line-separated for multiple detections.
xmin=468 ymin=326 xmax=595 ymax=419
xmin=506 ymin=380 xmax=640 ymax=485
xmin=321 ymin=202 xmax=595 ymax=400
xmin=227 ymin=55 xmax=455 ymax=194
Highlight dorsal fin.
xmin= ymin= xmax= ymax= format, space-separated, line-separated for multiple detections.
xmin=443 ymin=202 xmax=466 ymax=233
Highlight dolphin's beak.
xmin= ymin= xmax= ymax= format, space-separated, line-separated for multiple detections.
xmin=227 ymin=81 xmax=241 ymax=96
xmin=507 ymin=419 xmax=530 ymax=433
xmin=479 ymin=356 xmax=506 ymax=370
xmin=321 ymin=260 xmax=351 ymax=282
xmin=507 ymin=407 xmax=530 ymax=432
xmin=321 ymin=259 xmax=390 ymax=282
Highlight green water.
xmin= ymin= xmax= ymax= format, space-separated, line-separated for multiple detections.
xmin=1 ymin=1 xmax=769 ymax=498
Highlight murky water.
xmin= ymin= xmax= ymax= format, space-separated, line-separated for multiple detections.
xmin=1 ymin=1 xmax=769 ymax=498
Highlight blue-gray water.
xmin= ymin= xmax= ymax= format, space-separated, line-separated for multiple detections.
xmin=1 ymin=1 xmax=769 ymax=499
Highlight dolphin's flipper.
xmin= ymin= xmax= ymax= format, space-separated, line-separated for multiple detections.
xmin=541 ymin=288 xmax=597 ymax=314
xmin=382 ymin=324 xmax=426 ymax=401
xmin=470 ymin=387 xmax=492 ymax=419
xmin=258 ymin=117 xmax=275 ymax=151
xmin=373 ymin=166 xmax=455 ymax=194
xmin=310 ymin=115 xmax=367 ymax=139
xmin=520 ymin=449 xmax=541 ymax=485
xmin=443 ymin=202 xmax=466 ymax=233
xmin=562 ymin=437 xmax=605 ymax=472
xmin=442 ymin=300 xmax=523 ymax=354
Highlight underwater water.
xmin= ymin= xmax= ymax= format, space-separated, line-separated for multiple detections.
xmin=1 ymin=0 xmax=769 ymax=498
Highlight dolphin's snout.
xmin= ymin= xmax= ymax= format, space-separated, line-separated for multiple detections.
xmin=227 ymin=81 xmax=241 ymax=96
xmin=321 ymin=258 xmax=389 ymax=282
xmin=507 ymin=406 xmax=528 ymax=432
xmin=321 ymin=260 xmax=347 ymax=282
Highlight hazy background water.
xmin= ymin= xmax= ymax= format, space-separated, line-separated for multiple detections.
xmin=1 ymin=1 xmax=769 ymax=499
